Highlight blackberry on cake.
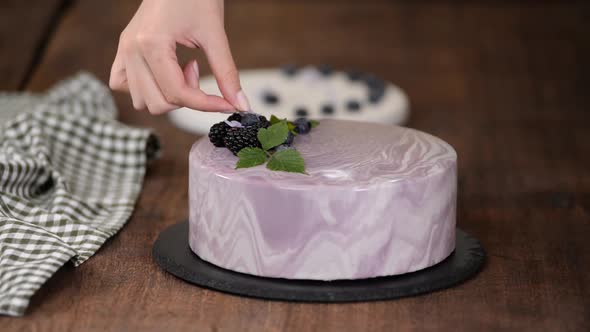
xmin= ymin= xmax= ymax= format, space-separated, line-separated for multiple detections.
xmin=224 ymin=127 xmax=260 ymax=155
xmin=227 ymin=112 xmax=242 ymax=122
xmin=257 ymin=115 xmax=270 ymax=127
xmin=223 ymin=117 xmax=270 ymax=155
xmin=208 ymin=121 xmax=230 ymax=147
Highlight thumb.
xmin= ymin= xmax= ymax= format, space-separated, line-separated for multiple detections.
xmin=204 ymin=29 xmax=251 ymax=112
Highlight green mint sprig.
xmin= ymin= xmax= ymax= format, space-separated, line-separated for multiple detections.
xmin=235 ymin=147 xmax=268 ymax=169
xmin=270 ymin=115 xmax=298 ymax=135
xmin=266 ymin=149 xmax=305 ymax=173
xmin=257 ymin=121 xmax=289 ymax=151
xmin=235 ymin=118 xmax=307 ymax=174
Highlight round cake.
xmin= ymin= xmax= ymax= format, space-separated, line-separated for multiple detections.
xmin=170 ymin=66 xmax=409 ymax=135
xmin=189 ymin=120 xmax=456 ymax=280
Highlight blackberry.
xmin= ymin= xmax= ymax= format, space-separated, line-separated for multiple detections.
xmin=258 ymin=115 xmax=270 ymax=127
xmin=223 ymin=121 xmax=269 ymax=155
xmin=227 ymin=112 xmax=242 ymax=122
xmin=208 ymin=121 xmax=230 ymax=147
xmin=293 ymin=118 xmax=311 ymax=134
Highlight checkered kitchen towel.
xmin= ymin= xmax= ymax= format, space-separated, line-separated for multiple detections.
xmin=0 ymin=73 xmax=159 ymax=316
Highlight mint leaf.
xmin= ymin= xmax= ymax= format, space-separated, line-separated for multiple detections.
xmin=270 ymin=114 xmax=282 ymax=125
xmin=310 ymin=120 xmax=320 ymax=128
xmin=271 ymin=115 xmax=297 ymax=135
xmin=287 ymin=121 xmax=298 ymax=135
xmin=258 ymin=121 xmax=289 ymax=151
xmin=236 ymin=147 xmax=268 ymax=169
xmin=267 ymin=149 xmax=305 ymax=174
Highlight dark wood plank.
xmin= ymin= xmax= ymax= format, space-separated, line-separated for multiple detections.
xmin=0 ymin=0 xmax=65 ymax=90
xmin=4 ymin=0 xmax=590 ymax=330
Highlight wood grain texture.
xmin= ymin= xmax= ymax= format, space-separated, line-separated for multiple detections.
xmin=0 ymin=0 xmax=65 ymax=90
xmin=3 ymin=0 xmax=590 ymax=330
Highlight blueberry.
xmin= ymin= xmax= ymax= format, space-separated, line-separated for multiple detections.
xmin=321 ymin=104 xmax=335 ymax=115
xmin=293 ymin=118 xmax=311 ymax=134
xmin=364 ymin=74 xmax=385 ymax=90
xmin=240 ymin=113 xmax=260 ymax=126
xmin=295 ymin=107 xmax=308 ymax=117
xmin=368 ymin=86 xmax=385 ymax=104
xmin=346 ymin=100 xmax=361 ymax=112
xmin=317 ymin=64 xmax=333 ymax=76
xmin=281 ymin=64 xmax=299 ymax=77
xmin=262 ymin=91 xmax=279 ymax=105
xmin=284 ymin=131 xmax=294 ymax=145
xmin=346 ymin=70 xmax=363 ymax=81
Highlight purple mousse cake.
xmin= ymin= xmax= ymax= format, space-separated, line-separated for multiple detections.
xmin=189 ymin=119 xmax=457 ymax=280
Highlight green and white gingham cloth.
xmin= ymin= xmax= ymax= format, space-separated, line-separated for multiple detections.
xmin=0 ymin=73 xmax=159 ymax=316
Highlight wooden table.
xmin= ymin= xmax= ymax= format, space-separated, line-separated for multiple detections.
xmin=2 ymin=0 xmax=589 ymax=330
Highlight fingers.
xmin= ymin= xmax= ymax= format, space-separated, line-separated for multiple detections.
xmin=183 ymin=59 xmax=200 ymax=90
xmin=109 ymin=37 xmax=129 ymax=92
xmin=110 ymin=32 xmax=234 ymax=114
xmin=127 ymin=52 xmax=177 ymax=115
xmin=138 ymin=34 xmax=234 ymax=112
xmin=204 ymin=27 xmax=251 ymax=112
xmin=110 ymin=0 xmax=244 ymax=115
xmin=125 ymin=66 xmax=146 ymax=111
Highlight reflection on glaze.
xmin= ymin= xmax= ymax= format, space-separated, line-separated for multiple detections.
xmin=189 ymin=120 xmax=456 ymax=280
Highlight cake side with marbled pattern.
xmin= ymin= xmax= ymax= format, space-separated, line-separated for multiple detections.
xmin=189 ymin=120 xmax=456 ymax=280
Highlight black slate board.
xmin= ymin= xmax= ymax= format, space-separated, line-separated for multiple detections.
xmin=153 ymin=221 xmax=485 ymax=302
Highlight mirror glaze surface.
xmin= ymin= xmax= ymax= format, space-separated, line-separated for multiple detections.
xmin=189 ymin=120 xmax=457 ymax=280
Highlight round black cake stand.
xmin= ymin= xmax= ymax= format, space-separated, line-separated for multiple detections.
xmin=153 ymin=221 xmax=485 ymax=302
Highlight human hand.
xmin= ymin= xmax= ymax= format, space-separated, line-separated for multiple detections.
xmin=109 ymin=0 xmax=251 ymax=114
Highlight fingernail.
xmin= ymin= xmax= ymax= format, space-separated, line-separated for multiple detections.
xmin=236 ymin=90 xmax=251 ymax=112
